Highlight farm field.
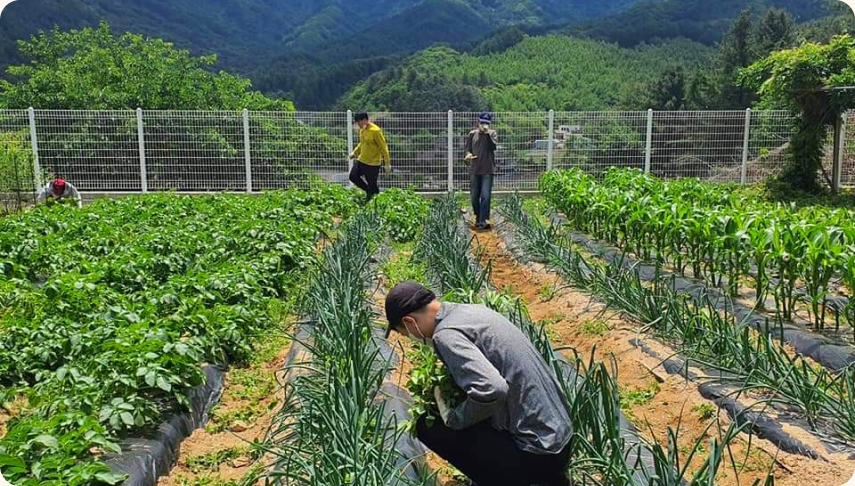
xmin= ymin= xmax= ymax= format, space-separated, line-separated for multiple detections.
xmin=2 ymin=178 xmax=855 ymax=486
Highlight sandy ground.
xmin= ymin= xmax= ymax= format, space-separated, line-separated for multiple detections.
xmin=155 ymin=332 xmax=296 ymax=486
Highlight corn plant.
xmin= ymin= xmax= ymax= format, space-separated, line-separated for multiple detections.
xmin=541 ymin=168 xmax=855 ymax=330
xmin=501 ymin=194 xmax=855 ymax=446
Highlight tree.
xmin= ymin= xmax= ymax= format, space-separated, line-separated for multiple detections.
xmin=686 ymin=71 xmax=719 ymax=110
xmin=700 ymin=8 xmax=799 ymax=110
xmin=0 ymin=22 xmax=292 ymax=110
xmin=753 ymin=8 xmax=797 ymax=58
xmin=718 ymin=9 xmax=755 ymax=108
xmin=647 ymin=67 xmax=688 ymax=111
xmin=470 ymin=27 xmax=527 ymax=56
xmin=742 ymin=35 xmax=855 ymax=192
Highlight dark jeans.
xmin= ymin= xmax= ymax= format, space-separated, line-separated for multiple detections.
xmin=349 ymin=161 xmax=380 ymax=199
xmin=416 ymin=416 xmax=571 ymax=486
xmin=470 ymin=174 xmax=494 ymax=225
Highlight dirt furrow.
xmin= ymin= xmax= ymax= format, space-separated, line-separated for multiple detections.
xmin=471 ymin=226 xmax=855 ymax=486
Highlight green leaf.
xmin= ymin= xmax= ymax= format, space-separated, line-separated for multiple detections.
xmin=32 ymin=434 xmax=59 ymax=449
xmin=95 ymin=472 xmax=128 ymax=484
xmin=120 ymin=412 xmax=135 ymax=426
xmin=174 ymin=343 xmax=189 ymax=355
xmin=156 ymin=377 xmax=172 ymax=392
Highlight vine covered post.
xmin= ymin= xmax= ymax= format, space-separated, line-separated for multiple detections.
xmin=742 ymin=35 xmax=855 ymax=192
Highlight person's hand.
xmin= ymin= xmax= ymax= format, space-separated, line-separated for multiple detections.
xmin=349 ymin=152 xmax=356 ymax=161
xmin=384 ymin=163 xmax=392 ymax=174
xmin=434 ymin=386 xmax=452 ymax=425
xmin=464 ymin=153 xmax=477 ymax=162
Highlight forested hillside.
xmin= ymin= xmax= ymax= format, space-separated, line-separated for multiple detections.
xmin=0 ymin=0 xmax=651 ymax=74
xmin=563 ymin=0 xmax=834 ymax=46
xmin=339 ymin=37 xmax=713 ymax=111
xmin=1 ymin=0 xmax=853 ymax=111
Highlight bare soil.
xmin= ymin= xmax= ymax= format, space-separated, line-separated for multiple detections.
xmin=471 ymin=227 xmax=855 ymax=486
xmin=155 ymin=330 xmax=295 ymax=486
xmin=0 ymin=396 xmax=27 ymax=437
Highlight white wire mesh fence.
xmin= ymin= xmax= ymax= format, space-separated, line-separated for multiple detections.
xmin=0 ymin=109 xmax=815 ymax=197
xmin=553 ymin=111 xmax=648 ymax=177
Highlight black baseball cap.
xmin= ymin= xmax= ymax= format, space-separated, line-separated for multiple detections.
xmin=385 ymin=282 xmax=436 ymax=338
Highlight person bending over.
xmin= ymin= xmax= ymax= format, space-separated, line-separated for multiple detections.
xmin=385 ymin=282 xmax=573 ymax=486
xmin=36 ymin=178 xmax=82 ymax=208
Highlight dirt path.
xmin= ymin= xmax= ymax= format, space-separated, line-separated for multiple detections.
xmin=471 ymin=226 xmax=855 ymax=486
xmin=155 ymin=330 xmax=293 ymax=486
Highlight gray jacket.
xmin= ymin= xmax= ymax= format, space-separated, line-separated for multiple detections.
xmin=432 ymin=302 xmax=573 ymax=455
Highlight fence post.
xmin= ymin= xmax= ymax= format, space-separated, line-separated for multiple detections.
xmin=242 ymin=109 xmax=252 ymax=193
xmin=28 ymin=107 xmax=41 ymax=189
xmin=447 ymin=110 xmax=454 ymax=193
xmin=136 ymin=108 xmax=148 ymax=194
xmin=547 ymin=110 xmax=555 ymax=172
xmin=833 ymin=112 xmax=845 ymax=193
xmin=644 ymin=108 xmax=653 ymax=174
xmin=740 ymin=108 xmax=752 ymax=186
xmin=346 ymin=110 xmax=354 ymax=188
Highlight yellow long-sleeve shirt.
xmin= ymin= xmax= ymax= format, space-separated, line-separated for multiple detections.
xmin=353 ymin=123 xmax=391 ymax=167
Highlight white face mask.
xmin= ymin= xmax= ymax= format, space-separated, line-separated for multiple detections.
xmin=405 ymin=319 xmax=432 ymax=346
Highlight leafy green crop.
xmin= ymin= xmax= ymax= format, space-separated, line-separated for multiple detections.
xmin=373 ymin=188 xmax=431 ymax=244
xmin=0 ymin=184 xmax=358 ymax=485
xmin=402 ymin=344 xmax=464 ymax=434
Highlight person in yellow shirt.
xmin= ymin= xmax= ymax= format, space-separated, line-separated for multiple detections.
xmin=349 ymin=113 xmax=392 ymax=203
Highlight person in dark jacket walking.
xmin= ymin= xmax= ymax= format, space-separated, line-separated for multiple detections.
xmin=464 ymin=112 xmax=499 ymax=231
xmin=384 ymin=282 xmax=573 ymax=486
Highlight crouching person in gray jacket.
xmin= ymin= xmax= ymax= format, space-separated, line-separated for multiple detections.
xmin=385 ymin=282 xmax=573 ymax=486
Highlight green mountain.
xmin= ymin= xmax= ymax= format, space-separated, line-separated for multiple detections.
xmin=338 ymin=36 xmax=713 ymax=111
xmin=562 ymin=0 xmax=835 ymax=46
xmin=0 ymin=0 xmax=428 ymax=71
xmin=249 ymin=0 xmax=662 ymax=109
xmin=0 ymin=0 xmax=655 ymax=73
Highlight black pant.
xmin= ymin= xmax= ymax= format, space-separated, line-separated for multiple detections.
xmin=470 ymin=174 xmax=494 ymax=225
xmin=416 ymin=416 xmax=571 ymax=486
xmin=349 ymin=161 xmax=380 ymax=198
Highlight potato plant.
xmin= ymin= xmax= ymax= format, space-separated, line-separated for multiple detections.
xmin=0 ymin=185 xmax=359 ymax=485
